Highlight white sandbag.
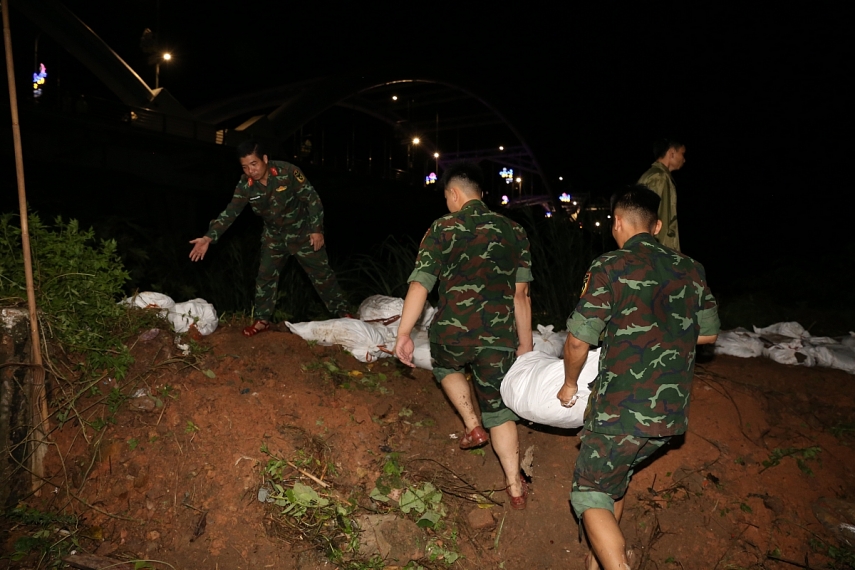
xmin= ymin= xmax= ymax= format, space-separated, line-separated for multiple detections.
xmin=120 ymin=291 xmax=175 ymax=314
xmin=168 ymin=299 xmax=219 ymax=336
xmin=500 ymin=348 xmax=601 ymax=429
xmin=285 ymin=318 xmax=392 ymax=363
xmin=803 ymin=344 xmax=855 ymax=374
xmin=839 ymin=333 xmax=855 ymax=350
xmin=762 ymin=336 xmax=808 ymax=366
xmin=411 ymin=327 xmax=433 ymax=370
xmin=714 ymin=328 xmax=765 ymax=358
xmin=356 ymin=295 xmax=436 ymax=327
xmin=532 ymin=324 xmax=568 ymax=358
xmin=754 ymin=322 xmax=810 ymax=338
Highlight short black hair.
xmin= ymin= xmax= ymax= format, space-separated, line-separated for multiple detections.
xmin=237 ymin=139 xmax=267 ymax=160
xmin=438 ymin=161 xmax=484 ymax=196
xmin=611 ymin=184 xmax=661 ymax=230
xmin=653 ymin=137 xmax=684 ymax=160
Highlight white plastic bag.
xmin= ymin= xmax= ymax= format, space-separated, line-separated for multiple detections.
xmin=285 ymin=318 xmax=392 ymax=363
xmin=532 ymin=324 xmax=568 ymax=358
xmin=714 ymin=328 xmax=765 ymax=358
xmin=500 ymin=348 xmax=601 ymax=429
xmin=168 ymin=299 xmax=219 ymax=336
xmin=120 ymin=292 xmax=175 ymax=315
xmin=356 ymin=295 xmax=436 ymax=327
xmin=410 ymin=327 xmax=433 ymax=370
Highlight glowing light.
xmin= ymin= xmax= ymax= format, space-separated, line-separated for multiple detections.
xmin=412 ymin=137 xmax=420 ymax=145
xmin=433 ymin=152 xmax=439 ymax=158
xmin=595 ymin=221 xmax=601 ymax=227
xmin=572 ymin=201 xmax=577 ymax=206
xmin=558 ymin=176 xmax=563 ymax=181
xmin=392 ymin=95 xmax=398 ymax=101
xmin=501 ymin=195 xmax=509 ymax=205
xmin=515 ymin=177 xmax=521 ymax=183
xmin=162 ymin=53 xmax=172 ymax=61
xmin=425 ymin=172 xmax=437 ymax=185
xmin=545 ymin=212 xmax=553 ymax=218
xmin=607 ymin=215 xmax=611 ymax=219
xmin=32 ymin=63 xmax=47 ymax=97
xmin=499 ymin=168 xmax=514 ymax=184
xmin=499 ymin=146 xmax=504 ymax=151
xmin=559 ymin=193 xmax=572 ymax=203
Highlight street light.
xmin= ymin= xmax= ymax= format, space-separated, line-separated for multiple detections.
xmin=155 ymin=52 xmax=171 ymax=89
xmin=412 ymin=137 xmax=420 ymax=145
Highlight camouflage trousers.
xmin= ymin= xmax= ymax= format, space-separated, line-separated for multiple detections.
xmin=570 ymin=430 xmax=670 ymax=517
xmin=430 ymin=343 xmax=519 ymax=429
xmin=255 ymin=232 xmax=349 ymax=321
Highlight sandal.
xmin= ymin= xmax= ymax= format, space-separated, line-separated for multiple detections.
xmin=459 ymin=426 xmax=489 ymax=450
xmin=506 ymin=480 xmax=528 ymax=510
xmin=242 ymin=320 xmax=270 ymax=337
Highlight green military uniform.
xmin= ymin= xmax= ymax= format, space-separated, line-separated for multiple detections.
xmin=567 ymin=233 xmax=719 ymax=516
xmin=638 ymin=162 xmax=680 ymax=251
xmin=205 ymin=160 xmax=348 ymax=320
xmin=408 ymin=199 xmax=533 ymax=428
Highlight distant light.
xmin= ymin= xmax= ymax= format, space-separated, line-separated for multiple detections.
xmin=595 ymin=222 xmax=601 ymax=227
xmin=162 ymin=53 xmax=172 ymax=61
xmin=412 ymin=137 xmax=420 ymax=145
xmin=558 ymin=176 xmax=563 ymax=181
xmin=425 ymin=172 xmax=437 ymax=185
xmin=515 ymin=177 xmax=521 ymax=183
xmin=499 ymin=167 xmax=514 ymax=180
xmin=545 ymin=212 xmax=553 ymax=218
xmin=607 ymin=215 xmax=611 ymax=219
xmin=499 ymin=146 xmax=504 ymax=151
xmin=392 ymin=95 xmax=398 ymax=101
xmin=501 ymin=195 xmax=509 ymax=205
xmin=32 ymin=63 xmax=47 ymax=98
xmin=559 ymin=193 xmax=571 ymax=203
xmin=572 ymin=201 xmax=577 ymax=206
xmin=433 ymin=152 xmax=439 ymax=158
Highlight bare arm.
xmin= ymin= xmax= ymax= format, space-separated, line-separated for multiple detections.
xmin=513 ymin=282 xmax=533 ymax=356
xmin=394 ymin=281 xmax=429 ymax=367
xmin=557 ymin=333 xmax=589 ymax=405
xmin=697 ymin=334 xmax=718 ymax=345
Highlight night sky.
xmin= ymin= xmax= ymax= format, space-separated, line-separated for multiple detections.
xmin=5 ymin=1 xmax=851 ymax=291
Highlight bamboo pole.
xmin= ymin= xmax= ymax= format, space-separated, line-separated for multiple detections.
xmin=2 ymin=0 xmax=49 ymax=493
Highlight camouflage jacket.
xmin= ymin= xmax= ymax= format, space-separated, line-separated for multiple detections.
xmin=638 ymin=162 xmax=680 ymax=252
xmin=205 ymin=160 xmax=323 ymax=243
xmin=566 ymin=233 xmax=719 ymax=437
xmin=409 ymin=199 xmax=533 ymax=348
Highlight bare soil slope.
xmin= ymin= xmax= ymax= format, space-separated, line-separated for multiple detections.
xmin=4 ymin=323 xmax=855 ymax=570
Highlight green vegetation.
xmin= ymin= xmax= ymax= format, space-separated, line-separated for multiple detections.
xmin=760 ymin=446 xmax=822 ymax=476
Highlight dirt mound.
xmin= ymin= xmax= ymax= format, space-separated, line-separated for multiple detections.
xmin=4 ymin=324 xmax=855 ymax=569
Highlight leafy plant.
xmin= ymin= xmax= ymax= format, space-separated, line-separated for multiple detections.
xmin=760 ymin=446 xmax=822 ymax=476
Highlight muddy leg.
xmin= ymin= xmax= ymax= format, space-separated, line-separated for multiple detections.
xmin=440 ymin=372 xmax=480 ymax=433
xmin=490 ymin=420 xmax=522 ymax=496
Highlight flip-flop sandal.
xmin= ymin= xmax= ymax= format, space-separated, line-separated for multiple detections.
xmin=459 ymin=426 xmax=489 ymax=450
xmin=506 ymin=480 xmax=528 ymax=510
xmin=243 ymin=320 xmax=270 ymax=337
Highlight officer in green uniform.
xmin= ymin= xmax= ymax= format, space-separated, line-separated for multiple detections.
xmin=557 ymin=185 xmax=719 ymax=569
xmin=637 ymin=138 xmax=686 ymax=252
xmin=189 ymin=140 xmax=349 ymax=336
xmin=394 ymin=162 xmax=534 ymax=509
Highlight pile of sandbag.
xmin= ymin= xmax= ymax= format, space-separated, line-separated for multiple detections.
xmin=715 ymin=322 xmax=855 ymax=374
xmin=120 ymin=292 xmax=219 ymax=336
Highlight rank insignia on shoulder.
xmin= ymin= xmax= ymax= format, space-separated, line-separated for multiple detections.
xmin=269 ymin=167 xmax=279 ymax=176
xmin=293 ymin=169 xmax=305 ymax=183
xmin=247 ymin=178 xmax=254 ymax=187
xmin=580 ymin=272 xmax=591 ymax=297
xmin=276 ymin=186 xmax=286 ymax=192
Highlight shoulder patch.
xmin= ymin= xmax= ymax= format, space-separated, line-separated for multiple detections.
xmin=276 ymin=186 xmax=286 ymax=192
xmin=293 ymin=169 xmax=305 ymax=183
xmin=269 ymin=166 xmax=279 ymax=176
xmin=247 ymin=177 xmax=254 ymax=187
xmin=580 ymin=272 xmax=591 ymax=297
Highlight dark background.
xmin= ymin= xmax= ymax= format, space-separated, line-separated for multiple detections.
xmin=2 ymin=1 xmax=851 ymax=320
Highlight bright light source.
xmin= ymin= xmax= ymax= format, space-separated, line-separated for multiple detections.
xmin=433 ymin=152 xmax=439 ymax=158
xmin=499 ymin=146 xmax=504 ymax=151
xmin=558 ymin=176 xmax=563 ymax=181
xmin=545 ymin=212 xmax=553 ymax=218
xmin=392 ymin=95 xmax=398 ymax=101
xmin=572 ymin=201 xmax=577 ymax=206
xmin=559 ymin=193 xmax=571 ymax=203
xmin=412 ymin=137 xmax=420 ymax=145
xmin=595 ymin=222 xmax=601 ymax=227
xmin=607 ymin=215 xmax=611 ymax=219
xmin=515 ymin=177 xmax=521 ymax=183
xmin=162 ymin=53 xmax=172 ymax=61
xmin=501 ymin=195 xmax=509 ymax=205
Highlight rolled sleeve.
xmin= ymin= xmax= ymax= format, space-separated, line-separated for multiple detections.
xmin=697 ymin=306 xmax=720 ymax=337
xmin=515 ymin=266 xmax=533 ymax=283
xmin=407 ymin=269 xmax=437 ymax=293
xmin=567 ymin=311 xmax=605 ymax=346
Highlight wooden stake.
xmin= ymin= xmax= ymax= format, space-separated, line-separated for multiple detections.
xmin=2 ymin=0 xmax=49 ymax=492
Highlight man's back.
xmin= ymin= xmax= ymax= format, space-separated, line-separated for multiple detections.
xmin=570 ymin=233 xmax=716 ymax=437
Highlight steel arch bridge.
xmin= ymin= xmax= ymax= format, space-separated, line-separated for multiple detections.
xmin=12 ymin=0 xmax=551 ymax=194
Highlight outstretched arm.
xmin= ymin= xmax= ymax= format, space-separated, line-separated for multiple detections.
xmin=189 ymin=236 xmax=212 ymax=261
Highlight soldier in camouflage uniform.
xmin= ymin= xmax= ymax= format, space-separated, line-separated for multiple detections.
xmin=189 ymin=140 xmax=349 ymax=336
xmin=394 ymin=162 xmax=534 ymax=509
xmin=637 ymin=138 xmax=686 ymax=252
xmin=557 ymin=185 xmax=719 ymax=569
